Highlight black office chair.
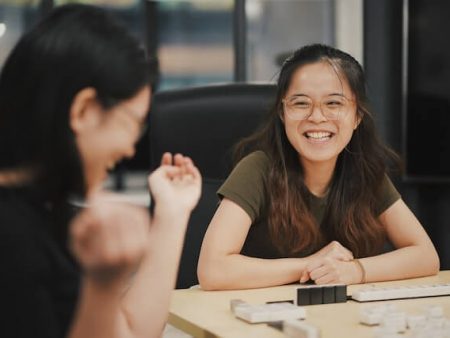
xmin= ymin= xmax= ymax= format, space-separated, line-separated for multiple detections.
xmin=149 ymin=83 xmax=277 ymax=288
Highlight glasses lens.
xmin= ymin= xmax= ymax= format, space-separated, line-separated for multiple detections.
xmin=284 ymin=97 xmax=312 ymax=120
xmin=138 ymin=122 xmax=148 ymax=140
xmin=321 ymin=97 xmax=348 ymax=120
xmin=284 ymin=96 xmax=350 ymax=120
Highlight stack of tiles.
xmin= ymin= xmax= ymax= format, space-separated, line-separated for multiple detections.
xmin=296 ymin=284 xmax=347 ymax=305
xmin=352 ymin=282 xmax=450 ymax=302
xmin=283 ymin=319 xmax=320 ymax=338
xmin=359 ymin=303 xmax=450 ymax=338
xmin=230 ymin=299 xmax=306 ymax=324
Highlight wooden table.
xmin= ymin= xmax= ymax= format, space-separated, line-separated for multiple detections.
xmin=168 ymin=271 xmax=450 ymax=337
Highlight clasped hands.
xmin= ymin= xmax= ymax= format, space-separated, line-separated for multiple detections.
xmin=300 ymin=241 xmax=364 ymax=285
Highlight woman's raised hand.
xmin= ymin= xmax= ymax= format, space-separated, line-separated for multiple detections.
xmin=147 ymin=152 xmax=202 ymax=216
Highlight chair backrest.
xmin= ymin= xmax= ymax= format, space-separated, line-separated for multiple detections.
xmin=149 ymin=83 xmax=277 ymax=288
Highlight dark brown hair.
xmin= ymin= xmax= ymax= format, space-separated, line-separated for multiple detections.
xmin=234 ymin=44 xmax=400 ymax=258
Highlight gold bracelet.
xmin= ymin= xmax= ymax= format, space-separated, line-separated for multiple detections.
xmin=353 ymin=259 xmax=366 ymax=284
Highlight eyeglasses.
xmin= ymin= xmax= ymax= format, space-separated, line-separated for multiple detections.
xmin=282 ymin=95 xmax=354 ymax=121
xmin=116 ymin=105 xmax=148 ymax=140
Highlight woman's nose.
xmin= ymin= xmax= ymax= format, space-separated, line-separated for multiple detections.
xmin=307 ymin=103 xmax=328 ymax=122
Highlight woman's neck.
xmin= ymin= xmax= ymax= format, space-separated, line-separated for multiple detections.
xmin=300 ymin=158 xmax=337 ymax=197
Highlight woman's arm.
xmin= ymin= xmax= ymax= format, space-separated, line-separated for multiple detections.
xmin=69 ymin=154 xmax=201 ymax=338
xmin=70 ymin=203 xmax=188 ymax=338
xmin=305 ymin=199 xmax=440 ymax=285
xmin=357 ymin=198 xmax=439 ymax=282
xmin=119 ymin=154 xmax=201 ymax=337
xmin=197 ymin=198 xmax=352 ymax=290
xmin=198 ymin=198 xmax=305 ymax=290
xmin=119 ymin=204 xmax=192 ymax=337
xmin=68 ymin=200 xmax=150 ymax=338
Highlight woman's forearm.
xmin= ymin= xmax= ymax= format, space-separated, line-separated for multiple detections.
xmin=120 ymin=207 xmax=191 ymax=338
xmin=198 ymin=254 xmax=307 ymax=290
xmin=360 ymin=244 xmax=439 ymax=283
xmin=68 ymin=279 xmax=129 ymax=338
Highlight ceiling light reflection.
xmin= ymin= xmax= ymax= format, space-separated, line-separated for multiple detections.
xmin=0 ymin=23 xmax=6 ymax=38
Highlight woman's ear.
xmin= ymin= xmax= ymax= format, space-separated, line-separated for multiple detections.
xmin=69 ymin=87 xmax=102 ymax=134
xmin=279 ymin=107 xmax=285 ymax=123
xmin=354 ymin=110 xmax=362 ymax=130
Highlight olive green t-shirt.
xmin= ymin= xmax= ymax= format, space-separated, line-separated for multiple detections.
xmin=218 ymin=151 xmax=401 ymax=259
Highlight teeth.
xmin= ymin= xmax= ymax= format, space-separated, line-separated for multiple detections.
xmin=306 ymin=132 xmax=331 ymax=139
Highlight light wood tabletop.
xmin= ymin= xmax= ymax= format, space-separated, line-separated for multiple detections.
xmin=168 ymin=271 xmax=450 ymax=338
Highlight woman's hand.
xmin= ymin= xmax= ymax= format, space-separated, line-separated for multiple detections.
xmin=311 ymin=241 xmax=354 ymax=261
xmin=303 ymin=257 xmax=363 ymax=285
xmin=148 ymin=152 xmax=201 ymax=216
xmin=69 ymin=196 xmax=151 ymax=287
xmin=300 ymin=241 xmax=354 ymax=283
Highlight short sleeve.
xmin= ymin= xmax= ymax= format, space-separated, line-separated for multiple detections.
xmin=217 ymin=151 xmax=269 ymax=221
xmin=375 ymin=175 xmax=401 ymax=215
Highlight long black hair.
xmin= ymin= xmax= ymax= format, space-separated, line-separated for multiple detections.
xmin=0 ymin=4 xmax=152 ymax=206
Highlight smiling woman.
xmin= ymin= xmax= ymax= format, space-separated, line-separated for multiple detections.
xmin=197 ymin=44 xmax=440 ymax=291
xmin=73 ymin=86 xmax=152 ymax=192
xmin=282 ymin=61 xmax=360 ymax=168
xmin=0 ymin=4 xmax=201 ymax=338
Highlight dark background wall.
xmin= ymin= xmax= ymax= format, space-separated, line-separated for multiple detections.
xmin=364 ymin=0 xmax=450 ymax=269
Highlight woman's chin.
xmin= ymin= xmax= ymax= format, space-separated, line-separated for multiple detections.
xmin=300 ymin=150 xmax=340 ymax=166
xmin=85 ymin=172 xmax=108 ymax=194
